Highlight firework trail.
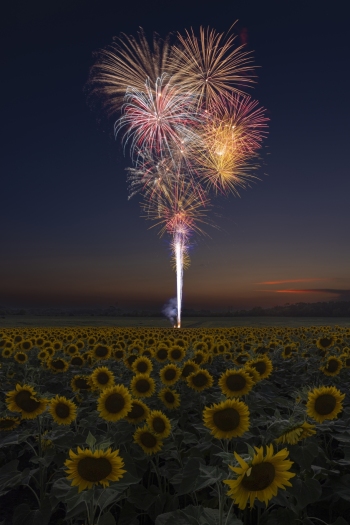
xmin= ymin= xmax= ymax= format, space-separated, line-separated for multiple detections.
xmin=88 ymin=25 xmax=268 ymax=327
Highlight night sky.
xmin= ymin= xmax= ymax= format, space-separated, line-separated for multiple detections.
xmin=1 ymin=0 xmax=349 ymax=311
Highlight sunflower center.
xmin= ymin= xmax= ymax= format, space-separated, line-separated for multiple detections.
xmin=226 ymin=374 xmax=246 ymax=391
xmin=314 ymin=394 xmax=337 ymax=415
xmin=319 ymin=337 xmax=333 ymax=348
xmin=140 ymin=431 xmax=157 ymax=448
xmin=212 ymin=407 xmax=240 ymax=431
xmin=171 ymin=349 xmax=182 ymax=360
xmin=115 ymin=350 xmax=124 ymax=358
xmin=152 ymin=417 xmax=166 ymax=433
xmin=17 ymin=354 xmax=26 ymax=362
xmin=136 ymin=362 xmax=148 ymax=373
xmin=15 ymin=390 xmax=41 ymax=412
xmin=191 ymin=372 xmax=208 ymax=387
xmin=0 ymin=419 xmax=16 ymax=429
xmin=157 ymin=349 xmax=168 ymax=360
xmin=251 ymin=361 xmax=266 ymax=375
xmin=71 ymin=357 xmax=83 ymax=366
xmin=77 ymin=457 xmax=112 ymax=482
xmin=164 ymin=391 xmax=175 ymax=403
xmin=241 ymin=462 xmax=275 ymax=491
xmin=194 ymin=354 xmax=204 ymax=364
xmin=235 ymin=355 xmax=247 ymax=364
xmin=95 ymin=346 xmax=108 ymax=357
xmin=135 ymin=379 xmax=151 ymax=393
xmin=55 ymin=402 xmax=70 ymax=419
xmin=164 ymin=369 xmax=176 ymax=381
xmin=326 ymin=359 xmax=340 ymax=373
xmin=52 ymin=359 xmax=65 ymax=369
xmin=74 ymin=378 xmax=90 ymax=389
xmin=128 ymin=402 xmax=145 ymax=419
xmin=104 ymin=393 xmax=125 ymax=413
xmin=182 ymin=364 xmax=195 ymax=377
xmin=97 ymin=372 xmax=110 ymax=385
xmin=127 ymin=355 xmax=138 ymax=366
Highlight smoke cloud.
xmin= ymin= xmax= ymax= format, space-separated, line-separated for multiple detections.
xmin=162 ymin=297 xmax=178 ymax=326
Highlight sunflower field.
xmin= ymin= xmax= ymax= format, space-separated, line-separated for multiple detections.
xmin=0 ymin=325 xmax=350 ymax=525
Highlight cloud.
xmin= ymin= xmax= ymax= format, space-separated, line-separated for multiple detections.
xmin=273 ymin=289 xmax=350 ymax=299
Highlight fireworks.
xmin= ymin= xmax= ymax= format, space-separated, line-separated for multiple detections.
xmin=88 ymin=25 xmax=269 ymax=327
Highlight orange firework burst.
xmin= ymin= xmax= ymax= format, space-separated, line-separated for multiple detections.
xmin=193 ymin=94 xmax=268 ymax=194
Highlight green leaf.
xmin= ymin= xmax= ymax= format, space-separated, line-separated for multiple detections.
xmin=331 ymin=518 xmax=349 ymax=525
xmin=288 ymin=441 xmax=319 ymax=470
xmin=330 ymin=474 xmax=350 ymax=502
xmin=0 ymin=460 xmax=30 ymax=497
xmin=98 ymin=511 xmax=116 ymax=525
xmin=288 ymin=477 xmax=322 ymax=511
xmin=128 ymin=484 xmax=158 ymax=511
xmin=86 ymin=431 xmax=96 ymax=448
xmin=155 ymin=504 xmax=243 ymax=525
xmin=170 ymin=457 xmax=225 ymax=496
xmin=13 ymin=498 xmax=52 ymax=525
xmin=265 ymin=508 xmax=297 ymax=525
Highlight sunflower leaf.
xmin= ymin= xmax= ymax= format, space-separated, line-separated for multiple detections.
xmin=86 ymin=431 xmax=97 ymax=448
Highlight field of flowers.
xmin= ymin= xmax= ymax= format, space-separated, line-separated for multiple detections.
xmin=0 ymin=325 xmax=349 ymax=525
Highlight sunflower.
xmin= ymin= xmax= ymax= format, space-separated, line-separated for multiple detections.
xmin=320 ymin=356 xmax=343 ymax=376
xmin=132 ymin=356 xmax=153 ymax=375
xmin=159 ymin=364 xmax=182 ymax=386
xmin=146 ymin=410 xmax=171 ymax=438
xmin=20 ymin=340 xmax=33 ymax=351
xmin=154 ymin=346 xmax=168 ymax=362
xmin=246 ymin=356 xmax=273 ymax=380
xmin=14 ymin=352 xmax=28 ymax=364
xmin=124 ymin=354 xmax=139 ymax=370
xmin=192 ymin=350 xmax=208 ymax=365
xmin=234 ymin=352 xmax=250 ymax=366
xmin=316 ymin=335 xmax=334 ymax=350
xmin=113 ymin=348 xmax=125 ymax=360
xmin=223 ymin=444 xmax=295 ymax=509
xmin=6 ymin=384 xmax=47 ymax=419
xmin=275 ymin=421 xmax=316 ymax=445
xmin=49 ymin=396 xmax=77 ymax=425
xmin=203 ymin=398 xmax=250 ymax=439
xmin=158 ymin=388 xmax=181 ymax=410
xmin=187 ymin=369 xmax=213 ymax=392
xmin=37 ymin=349 xmax=50 ymax=361
xmin=92 ymin=344 xmax=112 ymax=360
xmin=90 ymin=367 xmax=115 ymax=390
xmin=0 ymin=417 xmax=20 ymax=431
xmin=125 ymin=399 xmax=150 ymax=423
xmin=133 ymin=426 xmax=163 ymax=455
xmin=71 ymin=375 xmax=92 ymax=392
xmin=2 ymin=348 xmax=13 ymax=358
xmin=47 ymin=357 xmax=69 ymax=373
xmin=97 ymin=384 xmax=132 ymax=422
xmin=168 ymin=345 xmax=186 ymax=362
xmin=306 ymin=385 xmax=345 ymax=423
xmin=219 ymin=369 xmax=254 ymax=398
xmin=65 ymin=447 xmax=126 ymax=492
xmin=70 ymin=354 xmax=85 ymax=367
xmin=180 ymin=360 xmax=199 ymax=379
xmin=130 ymin=374 xmax=155 ymax=398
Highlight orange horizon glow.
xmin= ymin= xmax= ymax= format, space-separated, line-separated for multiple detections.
xmin=256 ymin=278 xmax=328 ymax=285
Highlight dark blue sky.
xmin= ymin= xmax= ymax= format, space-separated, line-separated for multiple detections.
xmin=1 ymin=0 xmax=349 ymax=310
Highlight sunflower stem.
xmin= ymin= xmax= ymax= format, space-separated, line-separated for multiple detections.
xmin=36 ymin=416 xmax=45 ymax=508
xmin=224 ymin=499 xmax=234 ymax=525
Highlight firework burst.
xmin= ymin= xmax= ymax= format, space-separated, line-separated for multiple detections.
xmin=88 ymin=25 xmax=268 ymax=327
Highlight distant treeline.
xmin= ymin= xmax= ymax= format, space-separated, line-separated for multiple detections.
xmin=1 ymin=301 xmax=350 ymax=317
